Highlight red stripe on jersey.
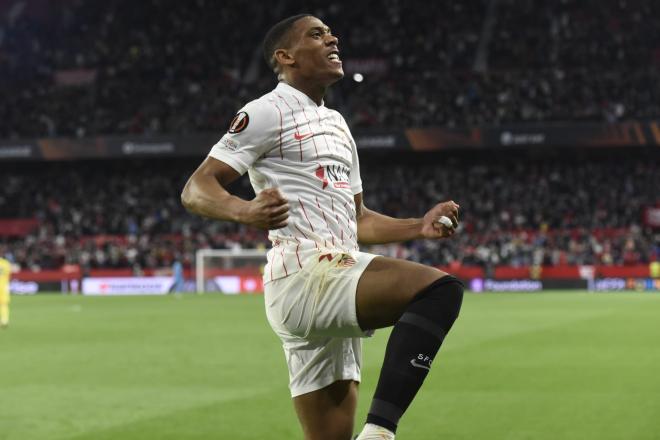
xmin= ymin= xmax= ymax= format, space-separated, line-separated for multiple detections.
xmin=344 ymin=200 xmax=357 ymax=221
xmin=335 ymin=115 xmax=354 ymax=154
xmin=315 ymin=195 xmax=336 ymax=247
xmin=292 ymin=95 xmax=319 ymax=159
xmin=273 ymin=102 xmax=284 ymax=159
xmin=343 ymin=200 xmax=357 ymax=242
xmin=293 ymin=237 xmax=303 ymax=269
xmin=331 ymin=197 xmax=345 ymax=245
xmin=313 ymin=108 xmax=333 ymax=155
xmin=298 ymin=198 xmax=315 ymax=232
xmin=330 ymin=114 xmax=343 ymax=155
xmin=294 ymin=222 xmax=309 ymax=239
xmin=280 ymin=248 xmax=288 ymax=276
xmin=294 ymin=223 xmax=319 ymax=250
xmin=277 ymin=94 xmax=303 ymax=161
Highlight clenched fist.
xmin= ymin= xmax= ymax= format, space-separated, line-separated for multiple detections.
xmin=242 ymin=188 xmax=290 ymax=230
xmin=420 ymin=200 xmax=460 ymax=239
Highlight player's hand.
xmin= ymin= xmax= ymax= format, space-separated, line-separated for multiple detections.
xmin=420 ymin=200 xmax=460 ymax=239
xmin=242 ymin=188 xmax=289 ymax=230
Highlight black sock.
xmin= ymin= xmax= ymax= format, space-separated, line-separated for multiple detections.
xmin=366 ymin=276 xmax=464 ymax=433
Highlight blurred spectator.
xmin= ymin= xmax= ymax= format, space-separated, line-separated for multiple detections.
xmin=1 ymin=0 xmax=658 ymax=138
xmin=0 ymin=153 xmax=657 ymax=270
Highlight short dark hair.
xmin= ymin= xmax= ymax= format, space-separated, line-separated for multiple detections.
xmin=262 ymin=14 xmax=312 ymax=71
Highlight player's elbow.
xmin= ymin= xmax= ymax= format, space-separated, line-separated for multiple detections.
xmin=180 ymin=181 xmax=199 ymax=214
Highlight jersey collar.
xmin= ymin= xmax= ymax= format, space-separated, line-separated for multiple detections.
xmin=276 ymin=82 xmax=324 ymax=107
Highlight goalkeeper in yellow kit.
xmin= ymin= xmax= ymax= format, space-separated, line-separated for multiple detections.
xmin=0 ymin=257 xmax=11 ymax=328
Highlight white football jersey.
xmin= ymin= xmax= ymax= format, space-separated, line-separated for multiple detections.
xmin=209 ymin=82 xmax=363 ymax=283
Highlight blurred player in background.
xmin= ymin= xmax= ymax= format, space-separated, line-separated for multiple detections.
xmin=0 ymin=255 xmax=12 ymax=329
xmin=182 ymin=15 xmax=464 ymax=440
xmin=171 ymin=256 xmax=185 ymax=293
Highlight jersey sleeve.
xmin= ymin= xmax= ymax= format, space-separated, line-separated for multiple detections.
xmin=208 ymin=99 xmax=279 ymax=175
xmin=341 ymin=116 xmax=363 ymax=195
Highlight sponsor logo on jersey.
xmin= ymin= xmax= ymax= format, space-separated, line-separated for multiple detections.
xmin=228 ymin=111 xmax=249 ymax=133
xmin=315 ymin=165 xmax=329 ymax=189
xmin=314 ymin=164 xmax=350 ymax=190
xmin=294 ymin=132 xmax=313 ymax=141
xmin=220 ymin=137 xmax=239 ymax=151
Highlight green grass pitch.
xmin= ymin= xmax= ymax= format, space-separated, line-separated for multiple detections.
xmin=1 ymin=292 xmax=660 ymax=439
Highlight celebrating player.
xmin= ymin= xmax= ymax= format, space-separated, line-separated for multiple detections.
xmin=182 ymin=14 xmax=463 ymax=440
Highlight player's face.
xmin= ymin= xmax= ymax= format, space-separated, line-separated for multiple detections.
xmin=289 ymin=17 xmax=343 ymax=84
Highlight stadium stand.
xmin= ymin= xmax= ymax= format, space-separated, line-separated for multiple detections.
xmin=1 ymin=153 xmax=658 ymax=271
xmin=1 ymin=0 xmax=658 ymax=137
xmin=0 ymin=0 xmax=658 ymax=275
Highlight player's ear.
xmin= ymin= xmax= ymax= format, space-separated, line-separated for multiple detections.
xmin=274 ymin=48 xmax=295 ymax=67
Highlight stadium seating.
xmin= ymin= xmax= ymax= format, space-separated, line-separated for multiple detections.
xmin=0 ymin=1 xmax=658 ymax=272
xmin=0 ymin=154 xmax=657 ymax=270
xmin=1 ymin=0 xmax=658 ymax=137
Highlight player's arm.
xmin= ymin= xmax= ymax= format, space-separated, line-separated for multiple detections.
xmin=354 ymin=192 xmax=459 ymax=245
xmin=182 ymin=101 xmax=288 ymax=230
xmin=181 ymin=157 xmax=289 ymax=230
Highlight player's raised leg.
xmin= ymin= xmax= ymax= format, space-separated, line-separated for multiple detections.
xmin=293 ymin=380 xmax=359 ymax=440
xmin=355 ymin=256 xmax=464 ymax=439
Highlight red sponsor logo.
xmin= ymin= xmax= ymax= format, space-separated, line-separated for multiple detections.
xmin=315 ymin=165 xmax=329 ymax=189
xmin=333 ymin=182 xmax=350 ymax=189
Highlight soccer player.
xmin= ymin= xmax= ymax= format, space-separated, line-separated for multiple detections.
xmin=171 ymin=257 xmax=185 ymax=293
xmin=0 ymin=255 xmax=12 ymax=329
xmin=182 ymin=14 xmax=463 ymax=440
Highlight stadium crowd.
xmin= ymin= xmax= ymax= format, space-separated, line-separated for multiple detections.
xmin=1 ymin=155 xmax=658 ymax=271
xmin=1 ymin=0 xmax=659 ymax=138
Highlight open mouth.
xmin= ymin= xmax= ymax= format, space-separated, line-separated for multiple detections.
xmin=327 ymin=50 xmax=341 ymax=64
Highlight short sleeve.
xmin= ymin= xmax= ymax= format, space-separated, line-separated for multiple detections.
xmin=208 ymin=99 xmax=279 ymax=175
xmin=337 ymin=114 xmax=363 ymax=195
xmin=348 ymin=134 xmax=363 ymax=195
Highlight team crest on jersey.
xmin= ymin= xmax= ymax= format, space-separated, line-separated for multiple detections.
xmin=336 ymin=254 xmax=356 ymax=268
xmin=228 ymin=111 xmax=249 ymax=133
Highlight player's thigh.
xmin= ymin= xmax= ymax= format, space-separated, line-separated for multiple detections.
xmin=356 ymin=256 xmax=447 ymax=330
xmin=293 ymin=380 xmax=358 ymax=440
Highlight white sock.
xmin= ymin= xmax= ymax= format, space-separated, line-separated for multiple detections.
xmin=355 ymin=423 xmax=395 ymax=440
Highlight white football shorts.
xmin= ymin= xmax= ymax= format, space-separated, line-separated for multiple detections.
xmin=264 ymin=250 xmax=379 ymax=397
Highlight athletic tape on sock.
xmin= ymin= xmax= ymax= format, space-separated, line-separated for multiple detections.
xmin=368 ymin=399 xmax=404 ymax=427
xmin=399 ymin=312 xmax=447 ymax=341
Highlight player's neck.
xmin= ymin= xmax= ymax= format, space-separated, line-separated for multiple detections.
xmin=281 ymin=78 xmax=326 ymax=106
